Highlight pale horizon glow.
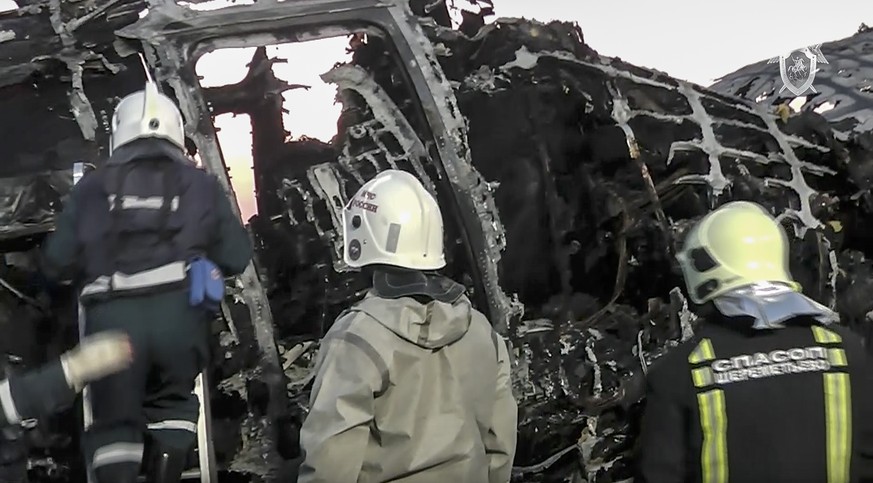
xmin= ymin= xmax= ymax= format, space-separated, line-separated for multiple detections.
xmin=197 ymin=37 xmax=351 ymax=220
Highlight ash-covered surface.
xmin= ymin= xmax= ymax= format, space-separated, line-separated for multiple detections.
xmin=0 ymin=0 xmax=872 ymax=482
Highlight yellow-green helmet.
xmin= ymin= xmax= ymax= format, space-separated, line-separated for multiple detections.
xmin=676 ymin=201 xmax=801 ymax=304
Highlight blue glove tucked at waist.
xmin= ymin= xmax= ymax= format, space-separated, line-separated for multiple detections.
xmin=188 ymin=257 xmax=224 ymax=312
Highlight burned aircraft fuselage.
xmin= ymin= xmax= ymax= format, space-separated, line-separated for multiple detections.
xmin=1 ymin=1 xmax=872 ymax=482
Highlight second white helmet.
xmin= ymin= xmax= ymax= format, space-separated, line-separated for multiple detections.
xmin=110 ymin=81 xmax=185 ymax=154
xmin=342 ymin=169 xmax=446 ymax=270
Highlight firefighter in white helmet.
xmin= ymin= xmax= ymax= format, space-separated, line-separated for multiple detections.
xmin=636 ymin=201 xmax=873 ymax=483
xmin=110 ymin=81 xmax=187 ymax=155
xmin=42 ymin=81 xmax=252 ymax=483
xmin=298 ymin=169 xmax=518 ymax=482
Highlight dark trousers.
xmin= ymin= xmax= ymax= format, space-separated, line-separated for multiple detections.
xmin=0 ymin=361 xmax=76 ymax=482
xmin=82 ymin=290 xmax=208 ymax=483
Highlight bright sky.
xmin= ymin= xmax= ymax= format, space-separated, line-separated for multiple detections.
xmin=1 ymin=0 xmax=871 ymax=220
xmin=494 ymin=0 xmax=873 ymax=86
xmin=196 ymin=39 xmax=351 ymax=219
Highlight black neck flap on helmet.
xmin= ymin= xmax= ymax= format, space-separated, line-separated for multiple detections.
xmin=372 ymin=267 xmax=465 ymax=304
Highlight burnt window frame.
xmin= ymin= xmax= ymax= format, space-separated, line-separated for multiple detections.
xmin=120 ymin=0 xmax=510 ymax=329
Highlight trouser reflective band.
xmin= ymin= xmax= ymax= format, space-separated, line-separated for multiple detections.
xmin=147 ymin=420 xmax=197 ymax=433
xmin=697 ymin=389 xmax=728 ymax=483
xmin=80 ymin=261 xmax=187 ymax=298
xmin=824 ymin=372 xmax=851 ymax=483
xmin=0 ymin=380 xmax=20 ymax=426
xmin=92 ymin=442 xmax=144 ymax=469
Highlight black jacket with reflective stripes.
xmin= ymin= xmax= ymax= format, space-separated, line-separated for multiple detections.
xmin=635 ymin=315 xmax=873 ymax=483
xmin=42 ymin=139 xmax=252 ymax=289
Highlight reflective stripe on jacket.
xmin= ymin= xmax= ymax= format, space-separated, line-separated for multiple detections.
xmin=688 ymin=326 xmax=851 ymax=483
xmin=635 ymin=318 xmax=873 ymax=483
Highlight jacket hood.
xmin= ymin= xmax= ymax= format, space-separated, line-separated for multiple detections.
xmin=353 ymin=293 xmax=473 ymax=349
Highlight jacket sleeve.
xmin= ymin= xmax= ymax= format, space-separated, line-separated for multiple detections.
xmin=635 ymin=358 xmax=687 ymax=483
xmin=297 ymin=330 xmax=386 ymax=483
xmin=484 ymin=333 xmax=518 ymax=483
xmin=206 ymin=180 xmax=253 ymax=276
xmin=41 ymin=191 xmax=81 ymax=282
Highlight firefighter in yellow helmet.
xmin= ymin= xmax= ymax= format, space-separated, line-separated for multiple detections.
xmin=298 ymin=169 xmax=518 ymax=482
xmin=635 ymin=201 xmax=873 ymax=483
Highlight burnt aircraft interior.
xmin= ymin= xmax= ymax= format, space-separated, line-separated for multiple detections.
xmin=197 ymin=27 xmax=484 ymax=477
xmin=0 ymin=0 xmax=872 ymax=482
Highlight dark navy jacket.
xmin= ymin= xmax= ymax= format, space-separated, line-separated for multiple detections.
xmin=42 ymin=139 xmax=252 ymax=288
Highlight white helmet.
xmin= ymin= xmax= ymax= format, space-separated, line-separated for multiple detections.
xmin=342 ymin=169 xmax=446 ymax=270
xmin=110 ymin=81 xmax=185 ymax=154
xmin=676 ymin=201 xmax=801 ymax=304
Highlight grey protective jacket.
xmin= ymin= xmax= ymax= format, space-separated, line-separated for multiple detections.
xmin=298 ymin=292 xmax=517 ymax=483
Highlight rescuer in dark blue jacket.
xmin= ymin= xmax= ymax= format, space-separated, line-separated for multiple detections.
xmin=636 ymin=201 xmax=873 ymax=483
xmin=41 ymin=80 xmax=253 ymax=483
